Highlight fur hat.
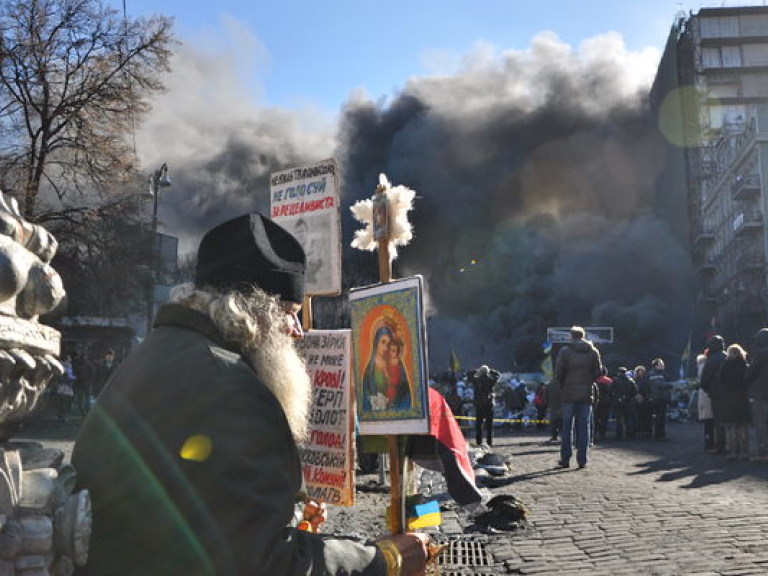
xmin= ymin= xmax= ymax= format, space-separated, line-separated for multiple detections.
xmin=195 ymin=213 xmax=306 ymax=302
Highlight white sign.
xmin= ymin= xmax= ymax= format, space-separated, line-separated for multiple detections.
xmin=546 ymin=326 xmax=614 ymax=344
xmin=295 ymin=330 xmax=355 ymax=506
xmin=270 ymin=159 xmax=342 ymax=296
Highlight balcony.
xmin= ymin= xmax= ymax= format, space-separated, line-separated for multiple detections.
xmin=697 ymin=260 xmax=717 ymax=275
xmin=693 ymin=227 xmax=716 ymax=246
xmin=733 ymin=211 xmax=764 ymax=237
xmin=732 ymin=173 xmax=762 ymax=201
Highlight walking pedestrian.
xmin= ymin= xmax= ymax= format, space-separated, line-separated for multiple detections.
xmin=72 ymin=212 xmax=429 ymax=575
xmin=554 ymin=326 xmax=603 ymax=469
xmin=468 ymin=364 xmax=500 ymax=446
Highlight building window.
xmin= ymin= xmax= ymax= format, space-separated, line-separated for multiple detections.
xmin=702 ymin=46 xmax=742 ymax=68
xmin=700 ymin=16 xmax=739 ymax=39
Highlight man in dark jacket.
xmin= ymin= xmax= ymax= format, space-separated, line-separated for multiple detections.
xmin=647 ymin=358 xmax=672 ymax=440
xmin=745 ymin=328 xmax=768 ymax=462
xmin=554 ymin=326 xmax=603 ymax=469
xmin=90 ymin=348 xmax=117 ymax=397
xmin=503 ymin=381 xmax=529 ymax=430
xmin=611 ymin=367 xmax=638 ymax=440
xmin=468 ymin=365 xmax=500 ymax=446
xmin=72 ymin=213 xmax=428 ymax=575
xmin=701 ymin=335 xmax=727 ymax=453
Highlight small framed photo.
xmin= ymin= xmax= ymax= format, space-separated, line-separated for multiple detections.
xmin=372 ymin=192 xmax=389 ymax=241
xmin=350 ymin=276 xmax=429 ymax=435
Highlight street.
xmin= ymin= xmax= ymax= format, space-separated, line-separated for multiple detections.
xmin=451 ymin=422 xmax=768 ymax=575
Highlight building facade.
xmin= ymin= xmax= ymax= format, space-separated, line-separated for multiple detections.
xmin=651 ymin=6 xmax=768 ymax=346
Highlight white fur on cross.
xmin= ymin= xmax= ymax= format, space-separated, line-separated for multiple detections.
xmin=349 ymin=174 xmax=415 ymax=260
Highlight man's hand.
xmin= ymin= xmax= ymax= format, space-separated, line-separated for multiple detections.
xmin=376 ymin=532 xmax=430 ymax=576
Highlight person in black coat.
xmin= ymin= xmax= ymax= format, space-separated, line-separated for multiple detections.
xmin=701 ymin=335 xmax=727 ymax=453
xmin=647 ymin=358 xmax=672 ymax=440
xmin=90 ymin=348 xmax=118 ymax=397
xmin=715 ymin=343 xmax=751 ymax=460
xmin=611 ymin=367 xmax=638 ymax=440
xmin=633 ymin=365 xmax=652 ymax=438
xmin=467 ymin=365 xmax=500 ymax=446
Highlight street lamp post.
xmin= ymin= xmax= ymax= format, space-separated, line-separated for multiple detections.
xmin=146 ymin=163 xmax=171 ymax=336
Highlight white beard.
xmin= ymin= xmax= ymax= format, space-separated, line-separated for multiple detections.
xmin=244 ymin=331 xmax=312 ymax=445
xmin=170 ymin=283 xmax=312 ymax=444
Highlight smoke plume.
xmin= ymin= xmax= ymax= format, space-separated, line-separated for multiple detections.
xmin=137 ymin=29 xmax=694 ymax=375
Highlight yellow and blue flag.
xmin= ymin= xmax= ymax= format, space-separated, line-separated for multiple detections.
xmin=449 ymin=349 xmax=460 ymax=373
xmin=407 ymin=499 xmax=441 ymax=530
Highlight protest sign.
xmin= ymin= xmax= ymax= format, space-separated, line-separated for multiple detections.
xmin=295 ymin=329 xmax=355 ymax=506
xmin=270 ymin=159 xmax=342 ymax=296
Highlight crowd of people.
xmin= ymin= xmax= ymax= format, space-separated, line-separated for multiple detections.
xmin=694 ymin=332 xmax=768 ymax=462
xmin=430 ymin=326 xmax=768 ymax=469
xmin=431 ymin=370 xmax=544 ymax=445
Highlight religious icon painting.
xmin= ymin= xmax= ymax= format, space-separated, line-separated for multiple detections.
xmin=371 ymin=190 xmax=389 ymax=242
xmin=350 ymin=276 xmax=429 ymax=435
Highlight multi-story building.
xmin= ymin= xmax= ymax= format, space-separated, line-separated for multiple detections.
xmin=651 ymin=6 xmax=768 ymax=345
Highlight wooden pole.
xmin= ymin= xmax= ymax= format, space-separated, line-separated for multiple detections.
xmin=378 ymin=238 xmax=392 ymax=284
xmin=378 ymin=238 xmax=402 ymax=532
xmin=387 ymin=436 xmax=403 ymax=533
xmin=302 ymin=295 xmax=313 ymax=333
xmin=376 ymin=212 xmax=405 ymax=533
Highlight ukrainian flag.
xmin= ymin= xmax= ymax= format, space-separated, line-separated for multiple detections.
xmin=449 ymin=349 xmax=460 ymax=373
xmin=407 ymin=499 xmax=442 ymax=530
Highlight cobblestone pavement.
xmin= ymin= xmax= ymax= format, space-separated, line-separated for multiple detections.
xmin=429 ymin=421 xmax=768 ymax=575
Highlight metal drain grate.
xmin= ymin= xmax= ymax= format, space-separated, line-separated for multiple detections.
xmin=435 ymin=540 xmax=493 ymax=575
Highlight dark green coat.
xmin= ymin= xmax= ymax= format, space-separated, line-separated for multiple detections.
xmin=72 ymin=304 xmax=385 ymax=575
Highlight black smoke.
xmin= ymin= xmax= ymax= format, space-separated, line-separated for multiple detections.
xmin=138 ymin=33 xmax=694 ymax=376
xmin=334 ymin=36 xmax=694 ymax=375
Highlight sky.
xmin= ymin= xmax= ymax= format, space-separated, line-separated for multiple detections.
xmin=117 ymin=0 xmax=765 ymax=115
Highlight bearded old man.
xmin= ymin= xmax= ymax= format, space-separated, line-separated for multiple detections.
xmin=72 ymin=213 xmax=428 ymax=575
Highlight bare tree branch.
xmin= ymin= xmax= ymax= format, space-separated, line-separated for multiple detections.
xmin=0 ymin=0 xmax=174 ymax=219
